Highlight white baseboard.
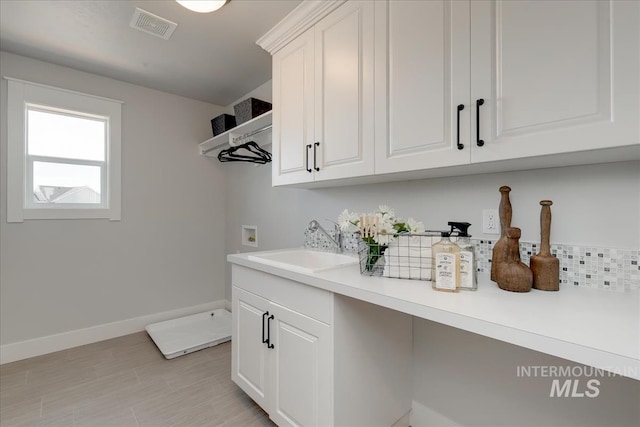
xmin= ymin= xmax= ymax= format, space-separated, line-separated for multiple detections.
xmin=411 ymin=400 xmax=460 ymax=427
xmin=0 ymin=300 xmax=227 ymax=365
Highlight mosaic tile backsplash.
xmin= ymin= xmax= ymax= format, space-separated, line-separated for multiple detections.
xmin=474 ymin=240 xmax=639 ymax=291
xmin=303 ymin=229 xmax=361 ymax=253
xmin=304 ymin=230 xmax=639 ymax=291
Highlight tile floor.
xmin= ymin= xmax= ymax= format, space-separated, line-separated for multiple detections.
xmin=0 ymin=332 xmax=274 ymax=427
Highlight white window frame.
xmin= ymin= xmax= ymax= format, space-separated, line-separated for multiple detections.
xmin=6 ymin=78 xmax=122 ymax=221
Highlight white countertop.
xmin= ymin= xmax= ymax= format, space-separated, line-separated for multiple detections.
xmin=228 ymin=249 xmax=640 ymax=380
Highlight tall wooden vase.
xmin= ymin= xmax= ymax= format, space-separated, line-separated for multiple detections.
xmin=530 ymin=200 xmax=560 ymax=291
xmin=491 ymin=186 xmax=512 ymax=282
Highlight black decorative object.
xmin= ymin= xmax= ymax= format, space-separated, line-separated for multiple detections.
xmin=211 ymin=114 xmax=236 ymax=136
xmin=233 ymin=97 xmax=272 ymax=125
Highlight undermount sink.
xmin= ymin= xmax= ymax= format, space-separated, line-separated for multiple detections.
xmin=247 ymin=249 xmax=358 ymax=274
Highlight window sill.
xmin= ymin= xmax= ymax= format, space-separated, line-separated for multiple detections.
xmin=10 ymin=208 xmax=120 ymax=222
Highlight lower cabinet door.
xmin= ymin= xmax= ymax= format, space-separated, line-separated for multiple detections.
xmin=232 ymin=286 xmax=270 ymax=410
xmin=268 ymin=302 xmax=332 ymax=427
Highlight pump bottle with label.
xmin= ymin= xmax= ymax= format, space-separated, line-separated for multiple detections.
xmin=432 ymin=231 xmax=459 ymax=292
xmin=449 ymin=221 xmax=477 ymax=291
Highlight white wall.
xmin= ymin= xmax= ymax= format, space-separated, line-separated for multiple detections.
xmin=0 ymin=52 xmax=228 ymax=351
xmin=223 ymin=80 xmax=640 ymax=426
xmin=224 ymin=158 xmax=640 ymax=296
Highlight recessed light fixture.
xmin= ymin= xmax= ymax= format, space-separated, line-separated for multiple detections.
xmin=176 ymin=0 xmax=229 ymax=13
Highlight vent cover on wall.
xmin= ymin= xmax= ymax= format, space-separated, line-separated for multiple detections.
xmin=129 ymin=7 xmax=178 ymax=40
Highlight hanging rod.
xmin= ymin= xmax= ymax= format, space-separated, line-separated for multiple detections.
xmin=200 ymin=123 xmax=273 ymax=155
xmin=230 ymin=124 xmax=273 ymax=146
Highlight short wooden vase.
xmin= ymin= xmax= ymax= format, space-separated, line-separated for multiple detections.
xmin=495 ymin=227 xmax=533 ymax=292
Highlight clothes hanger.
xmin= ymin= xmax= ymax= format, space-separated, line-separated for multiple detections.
xmin=243 ymin=141 xmax=272 ymax=159
xmin=220 ymin=141 xmax=271 ymax=163
xmin=218 ymin=140 xmax=271 ymax=164
xmin=218 ymin=149 xmax=270 ymax=164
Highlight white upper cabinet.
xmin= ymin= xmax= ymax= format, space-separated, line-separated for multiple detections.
xmin=266 ymin=0 xmax=375 ymax=186
xmin=272 ymin=28 xmax=315 ymax=186
xmin=262 ymin=0 xmax=639 ymax=185
xmin=313 ymin=0 xmax=375 ymax=182
xmin=470 ymin=0 xmax=639 ymax=163
xmin=374 ymin=0 xmax=471 ymax=174
xmin=375 ymin=0 xmax=639 ymax=175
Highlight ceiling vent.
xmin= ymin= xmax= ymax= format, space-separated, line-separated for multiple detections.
xmin=129 ymin=8 xmax=177 ymax=40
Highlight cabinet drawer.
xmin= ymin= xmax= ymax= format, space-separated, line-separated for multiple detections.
xmin=232 ymin=265 xmax=333 ymax=325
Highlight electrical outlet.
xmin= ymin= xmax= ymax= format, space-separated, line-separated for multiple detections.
xmin=482 ymin=209 xmax=499 ymax=234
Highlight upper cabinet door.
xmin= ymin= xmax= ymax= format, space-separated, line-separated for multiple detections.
xmin=314 ymin=0 xmax=375 ymax=181
xmin=470 ymin=0 xmax=640 ymax=163
xmin=374 ymin=0 xmax=472 ymax=175
xmin=272 ymin=28 xmax=315 ymax=186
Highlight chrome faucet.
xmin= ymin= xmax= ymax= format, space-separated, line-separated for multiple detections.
xmin=307 ymin=219 xmax=342 ymax=253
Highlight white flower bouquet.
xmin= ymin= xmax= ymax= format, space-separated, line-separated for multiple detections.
xmin=338 ymin=205 xmax=426 ymax=272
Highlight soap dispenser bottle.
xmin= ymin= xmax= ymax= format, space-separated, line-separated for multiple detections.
xmin=449 ymin=222 xmax=477 ymax=291
xmin=432 ymin=231 xmax=459 ymax=292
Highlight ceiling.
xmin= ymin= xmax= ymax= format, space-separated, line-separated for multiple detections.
xmin=0 ymin=0 xmax=301 ymax=106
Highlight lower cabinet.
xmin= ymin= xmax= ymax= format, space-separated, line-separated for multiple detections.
xmin=269 ymin=302 xmax=332 ymax=426
xmin=231 ymin=287 xmax=270 ymax=410
xmin=231 ymin=265 xmax=412 ymax=427
xmin=233 ymin=286 xmax=331 ymax=426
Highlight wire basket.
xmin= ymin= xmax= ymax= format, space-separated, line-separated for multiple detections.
xmin=358 ymin=232 xmax=441 ymax=281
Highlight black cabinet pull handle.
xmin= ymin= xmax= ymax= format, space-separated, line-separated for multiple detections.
xmin=262 ymin=311 xmax=269 ymax=344
xmin=306 ymin=144 xmax=312 ymax=173
xmin=313 ymin=142 xmax=320 ymax=171
xmin=267 ymin=314 xmax=274 ymax=349
xmin=456 ymin=104 xmax=464 ymax=150
xmin=476 ymin=99 xmax=485 ymax=147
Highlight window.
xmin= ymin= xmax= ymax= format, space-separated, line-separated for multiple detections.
xmin=6 ymin=78 xmax=122 ymax=221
